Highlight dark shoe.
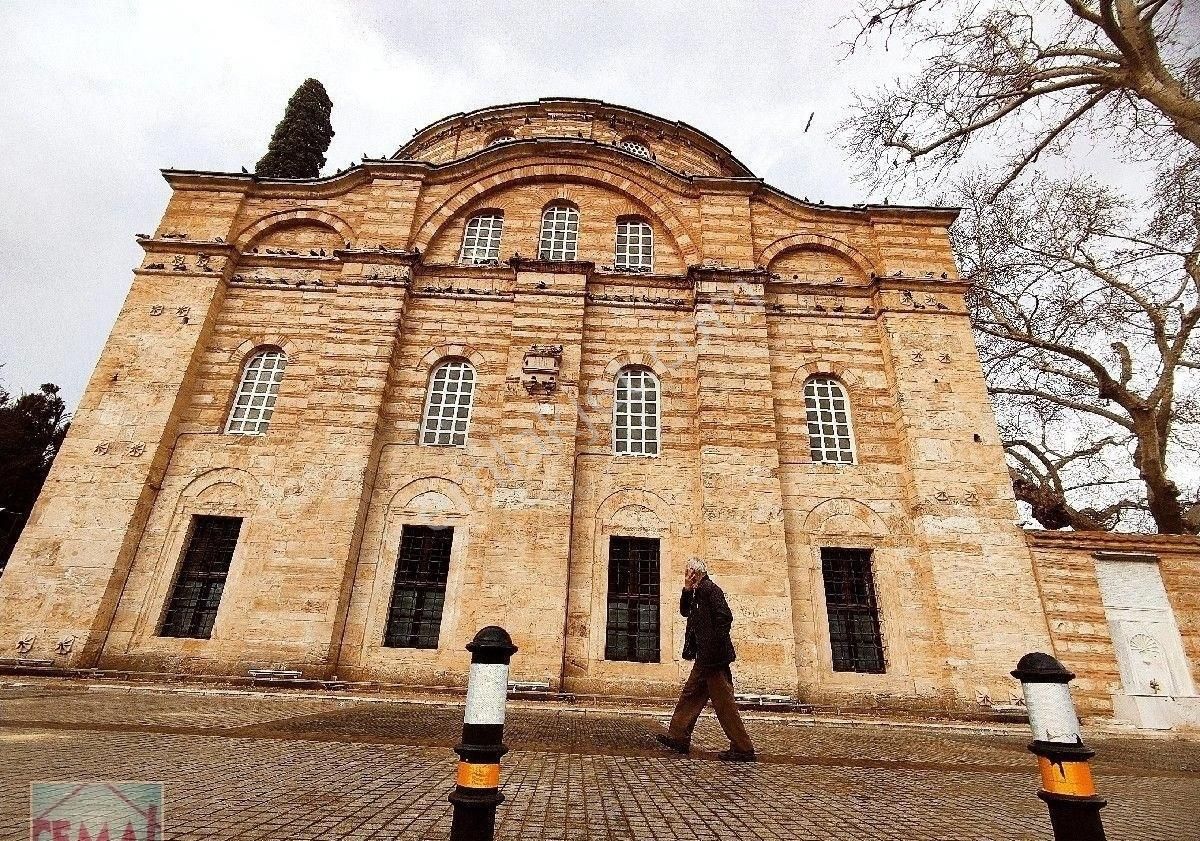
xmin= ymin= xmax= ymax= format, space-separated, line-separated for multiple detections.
xmin=656 ymin=734 xmax=690 ymax=754
xmin=717 ymin=748 xmax=756 ymax=762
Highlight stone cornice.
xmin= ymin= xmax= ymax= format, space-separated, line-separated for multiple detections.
xmin=876 ymin=273 xmax=967 ymax=290
xmin=508 ymin=256 xmax=595 ymax=274
xmin=688 ymin=265 xmax=771 ymax=282
xmin=1025 ymin=530 xmax=1200 ymax=552
xmin=137 ymin=237 xmax=236 ymax=256
xmin=334 ymin=247 xmax=421 ymax=266
xmin=755 ymin=183 xmax=960 ymax=227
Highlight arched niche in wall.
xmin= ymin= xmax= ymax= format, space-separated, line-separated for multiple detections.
xmin=767 ymin=247 xmax=871 ymax=286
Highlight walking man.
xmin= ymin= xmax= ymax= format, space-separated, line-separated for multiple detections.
xmin=656 ymin=558 xmax=756 ymax=761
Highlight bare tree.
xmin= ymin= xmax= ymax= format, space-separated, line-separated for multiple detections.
xmin=955 ymin=172 xmax=1199 ymax=533
xmin=839 ymin=1 xmax=1200 ymax=532
xmin=842 ymin=0 xmax=1199 ymax=194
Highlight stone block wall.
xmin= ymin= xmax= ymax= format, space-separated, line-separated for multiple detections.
xmin=1026 ymin=531 xmax=1200 ymax=719
xmin=0 ymin=99 xmax=1076 ymax=712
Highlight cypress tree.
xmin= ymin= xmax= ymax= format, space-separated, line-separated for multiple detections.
xmin=254 ymin=79 xmax=335 ymax=179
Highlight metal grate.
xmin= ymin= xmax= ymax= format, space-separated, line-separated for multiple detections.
xmin=804 ymin=376 xmax=855 ymax=464
xmin=538 ymin=204 xmax=579 ymax=261
xmin=384 ymin=525 xmax=454 ymax=649
xmin=605 ymin=536 xmax=660 ymax=663
xmin=821 ymin=547 xmax=885 ymax=673
xmin=226 ymin=348 xmax=287 ymax=435
xmin=459 ymin=211 xmax=504 ymax=264
xmin=614 ymin=217 xmax=653 ymax=271
xmin=613 ymin=367 xmax=660 ymax=456
xmin=160 ymin=515 xmax=243 ymax=639
xmin=420 ymin=360 xmax=476 ymax=447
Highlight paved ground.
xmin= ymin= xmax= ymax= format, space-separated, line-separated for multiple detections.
xmin=1 ymin=679 xmax=1197 ymax=840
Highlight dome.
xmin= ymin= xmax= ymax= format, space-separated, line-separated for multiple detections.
xmin=392 ymin=97 xmax=755 ymax=179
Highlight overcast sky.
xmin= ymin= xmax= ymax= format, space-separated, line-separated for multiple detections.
xmin=0 ymin=0 xmax=1119 ymax=407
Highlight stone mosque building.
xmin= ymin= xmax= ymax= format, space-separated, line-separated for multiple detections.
xmin=1 ymin=99 xmax=1197 ymax=727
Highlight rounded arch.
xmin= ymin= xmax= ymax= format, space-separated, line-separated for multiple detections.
xmin=179 ymin=466 xmax=262 ymax=509
xmin=231 ymin=336 xmax=298 ymax=365
xmin=386 ymin=477 xmax=470 ymax=518
xmin=790 ymin=360 xmax=864 ymax=392
xmin=416 ymin=344 xmax=488 ymax=375
xmin=234 ymin=208 xmax=356 ymax=250
xmin=603 ymin=353 xmax=670 ymax=382
xmin=804 ymin=497 xmax=888 ymax=537
xmin=759 ymin=234 xmax=876 ymax=278
xmin=412 ymin=160 xmax=699 ymax=264
xmin=595 ymin=488 xmax=673 ymax=534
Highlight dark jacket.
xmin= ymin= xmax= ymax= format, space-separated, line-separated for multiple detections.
xmin=680 ymin=576 xmax=737 ymax=667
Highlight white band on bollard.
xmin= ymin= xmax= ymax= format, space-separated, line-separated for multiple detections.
xmin=464 ymin=662 xmax=509 ymax=725
xmin=1023 ymin=681 xmax=1082 ymax=743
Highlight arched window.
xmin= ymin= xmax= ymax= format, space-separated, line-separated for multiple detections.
xmin=618 ymin=137 xmax=652 ymax=159
xmin=804 ymin=376 xmax=856 ymax=464
xmin=421 ymin=359 xmax=477 ymax=446
xmin=226 ymin=347 xmax=287 ymax=435
xmin=538 ymin=203 xmax=579 ymax=261
xmin=487 ymin=131 xmax=515 ymax=146
xmin=460 ymin=211 xmax=504 ymax=264
xmin=613 ymin=367 xmax=660 ymax=456
xmin=615 ymin=217 xmax=654 ymax=272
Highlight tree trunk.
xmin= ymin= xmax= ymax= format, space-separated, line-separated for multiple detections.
xmin=1130 ymin=409 xmax=1189 ymax=533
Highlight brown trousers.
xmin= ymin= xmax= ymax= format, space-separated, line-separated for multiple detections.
xmin=667 ymin=662 xmax=754 ymax=753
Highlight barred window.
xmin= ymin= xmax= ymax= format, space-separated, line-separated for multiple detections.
xmin=618 ymin=137 xmax=652 ymax=159
xmin=460 ymin=211 xmax=504 ymax=264
xmin=420 ymin=360 xmax=476 ymax=447
xmin=821 ymin=547 xmax=885 ymax=674
xmin=613 ymin=367 xmax=660 ymax=456
xmin=615 ymin=217 xmax=653 ymax=271
xmin=384 ymin=525 xmax=453 ymax=649
xmin=160 ymin=515 xmax=242 ymax=639
xmin=605 ymin=536 xmax=660 ymax=663
xmin=804 ymin=376 xmax=855 ymax=464
xmin=487 ymin=132 xmax=515 ymax=146
xmin=538 ymin=204 xmax=579 ymax=261
xmin=226 ymin=348 xmax=287 ymax=435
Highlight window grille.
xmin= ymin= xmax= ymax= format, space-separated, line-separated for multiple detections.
xmin=605 ymin=536 xmax=660 ymax=662
xmin=613 ymin=367 xmax=660 ymax=456
xmin=821 ymin=547 xmax=885 ymax=673
xmin=160 ymin=515 xmax=242 ymax=639
xmin=618 ymin=138 xmax=653 ymax=159
xmin=460 ymin=211 xmax=504 ymax=264
xmin=226 ymin=348 xmax=287 ymax=435
xmin=804 ymin=376 xmax=856 ymax=464
xmin=538 ymin=204 xmax=579 ymax=261
xmin=487 ymin=132 xmax=515 ymax=146
xmin=615 ymin=217 xmax=653 ymax=271
xmin=384 ymin=525 xmax=454 ymax=649
xmin=420 ymin=360 xmax=476 ymax=446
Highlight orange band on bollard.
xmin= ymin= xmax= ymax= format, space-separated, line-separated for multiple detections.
xmin=1038 ymin=756 xmax=1096 ymax=797
xmin=456 ymin=762 xmax=500 ymax=789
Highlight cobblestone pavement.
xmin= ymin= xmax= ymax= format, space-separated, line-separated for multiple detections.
xmin=1 ymin=680 xmax=1197 ymax=840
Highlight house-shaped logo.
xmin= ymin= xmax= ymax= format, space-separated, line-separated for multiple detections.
xmin=31 ymin=782 xmax=163 ymax=841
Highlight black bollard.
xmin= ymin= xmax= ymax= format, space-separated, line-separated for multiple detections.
xmin=449 ymin=626 xmax=518 ymax=841
xmin=1012 ymin=653 xmax=1107 ymax=841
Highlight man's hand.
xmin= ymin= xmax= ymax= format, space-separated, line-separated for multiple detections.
xmin=684 ymin=569 xmax=700 ymax=590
